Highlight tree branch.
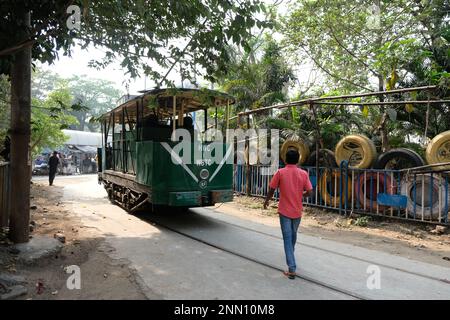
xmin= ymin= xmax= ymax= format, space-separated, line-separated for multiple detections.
xmin=326 ymin=25 xmax=381 ymax=78
xmin=299 ymin=44 xmax=374 ymax=92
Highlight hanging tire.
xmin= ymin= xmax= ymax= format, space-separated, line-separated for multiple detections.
xmin=257 ymin=149 xmax=274 ymax=165
xmin=355 ymin=172 xmax=396 ymax=211
xmin=319 ymin=170 xmax=352 ymax=207
xmin=335 ymin=134 xmax=376 ymax=169
xmin=246 ymin=141 xmax=258 ymax=165
xmin=305 ymin=149 xmax=338 ymax=168
xmin=234 ymin=146 xmax=257 ymax=165
xmin=373 ymin=148 xmax=425 ymax=170
xmin=426 ymin=130 xmax=450 ymax=170
xmin=401 ymin=174 xmax=448 ymax=221
xmin=235 ymin=149 xmax=246 ymax=165
xmin=280 ymin=139 xmax=310 ymax=165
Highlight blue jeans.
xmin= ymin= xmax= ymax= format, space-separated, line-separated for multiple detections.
xmin=279 ymin=214 xmax=301 ymax=273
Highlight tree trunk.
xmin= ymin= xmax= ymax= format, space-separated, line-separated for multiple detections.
xmin=9 ymin=10 xmax=31 ymax=243
xmin=374 ymin=3 xmax=389 ymax=153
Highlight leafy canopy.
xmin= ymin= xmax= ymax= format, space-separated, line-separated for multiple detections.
xmin=0 ymin=0 xmax=270 ymax=85
xmin=282 ymin=0 xmax=450 ymax=92
xmin=30 ymin=81 xmax=82 ymax=157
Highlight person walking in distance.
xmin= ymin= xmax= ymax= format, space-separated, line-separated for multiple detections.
xmin=48 ymin=151 xmax=60 ymax=186
xmin=263 ymin=149 xmax=313 ymax=279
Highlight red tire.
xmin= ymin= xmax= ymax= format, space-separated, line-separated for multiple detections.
xmin=355 ymin=172 xmax=396 ymax=211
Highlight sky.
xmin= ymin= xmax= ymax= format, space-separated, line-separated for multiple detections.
xmin=39 ymin=45 xmax=166 ymax=96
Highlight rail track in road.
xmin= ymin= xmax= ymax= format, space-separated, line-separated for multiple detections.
xmin=142 ymin=212 xmax=368 ymax=300
xmin=140 ymin=208 xmax=450 ymax=300
xmin=198 ymin=210 xmax=450 ymax=286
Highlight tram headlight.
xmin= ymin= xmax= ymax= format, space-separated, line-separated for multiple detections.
xmin=200 ymin=169 xmax=209 ymax=180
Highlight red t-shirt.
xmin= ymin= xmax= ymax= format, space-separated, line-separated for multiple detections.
xmin=269 ymin=165 xmax=313 ymax=218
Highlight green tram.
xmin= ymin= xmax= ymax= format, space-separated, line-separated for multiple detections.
xmin=97 ymin=88 xmax=235 ymax=212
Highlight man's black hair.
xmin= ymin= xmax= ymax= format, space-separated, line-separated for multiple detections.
xmin=286 ymin=149 xmax=299 ymax=165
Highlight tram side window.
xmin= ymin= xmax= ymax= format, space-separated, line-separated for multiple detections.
xmin=141 ymin=115 xmax=172 ymax=141
xmin=105 ymin=142 xmax=113 ymax=169
xmin=140 ymin=115 xmax=198 ymax=142
xmin=182 ymin=116 xmax=198 ymax=142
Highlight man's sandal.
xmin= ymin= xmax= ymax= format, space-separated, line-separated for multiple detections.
xmin=283 ymin=271 xmax=296 ymax=280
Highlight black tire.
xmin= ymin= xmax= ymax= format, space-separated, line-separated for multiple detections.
xmin=106 ymin=187 xmax=114 ymax=203
xmin=305 ymin=149 xmax=338 ymax=167
xmin=373 ymin=148 xmax=425 ymax=170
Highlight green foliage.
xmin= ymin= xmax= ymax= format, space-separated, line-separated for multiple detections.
xmin=282 ymin=0 xmax=450 ymax=148
xmin=67 ymin=75 xmax=122 ymax=131
xmin=0 ymin=0 xmax=269 ymax=85
xmin=146 ymin=95 xmax=158 ymax=110
xmin=31 ymin=83 xmax=79 ymax=157
xmin=2 ymin=68 xmax=118 ymax=156
xmin=264 ymin=117 xmax=294 ymax=130
xmin=215 ymin=36 xmax=295 ymax=120
xmin=32 ymin=68 xmax=64 ymax=100
xmin=30 ymin=69 xmax=121 ymax=132
xmin=354 ymin=216 xmax=370 ymax=227
xmin=192 ymin=88 xmax=217 ymax=108
xmin=283 ymin=0 xmax=449 ymax=89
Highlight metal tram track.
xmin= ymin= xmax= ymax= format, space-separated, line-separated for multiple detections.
xmin=203 ymin=210 xmax=450 ymax=286
xmin=145 ymin=215 xmax=369 ymax=300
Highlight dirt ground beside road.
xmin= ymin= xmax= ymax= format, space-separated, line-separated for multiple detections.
xmin=214 ymin=194 xmax=450 ymax=268
xmin=0 ymin=180 xmax=146 ymax=300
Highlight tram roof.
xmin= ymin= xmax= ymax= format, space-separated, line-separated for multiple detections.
xmin=101 ymin=88 xmax=235 ymax=122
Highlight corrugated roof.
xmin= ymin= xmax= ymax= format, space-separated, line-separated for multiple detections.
xmin=101 ymin=87 xmax=235 ymax=122
xmin=62 ymin=130 xmax=102 ymax=147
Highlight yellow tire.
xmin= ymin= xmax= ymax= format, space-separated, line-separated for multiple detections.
xmin=425 ymin=130 xmax=450 ymax=170
xmin=319 ymin=171 xmax=352 ymax=207
xmin=335 ymin=134 xmax=376 ymax=169
xmin=280 ymin=139 xmax=310 ymax=165
xmin=245 ymin=143 xmax=258 ymax=165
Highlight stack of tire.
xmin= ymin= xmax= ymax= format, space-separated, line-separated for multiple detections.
xmin=322 ymin=134 xmax=379 ymax=207
xmin=406 ymin=130 xmax=450 ymax=220
xmin=332 ymin=131 xmax=450 ymax=220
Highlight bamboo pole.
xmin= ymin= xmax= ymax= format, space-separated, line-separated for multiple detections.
xmin=171 ymin=95 xmax=177 ymax=141
xmin=246 ymin=115 xmax=251 ymax=196
xmin=238 ymin=85 xmax=439 ymax=116
xmin=225 ymin=99 xmax=230 ymax=129
xmin=313 ymin=100 xmax=450 ymax=106
xmin=178 ymin=99 xmax=184 ymax=126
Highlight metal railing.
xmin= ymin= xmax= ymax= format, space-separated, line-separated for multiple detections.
xmin=234 ymin=162 xmax=450 ymax=225
xmin=0 ymin=162 xmax=10 ymax=228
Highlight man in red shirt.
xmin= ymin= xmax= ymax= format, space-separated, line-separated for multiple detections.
xmin=264 ymin=149 xmax=313 ymax=279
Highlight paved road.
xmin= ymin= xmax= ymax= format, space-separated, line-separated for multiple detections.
xmin=59 ymin=175 xmax=450 ymax=300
